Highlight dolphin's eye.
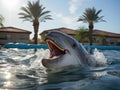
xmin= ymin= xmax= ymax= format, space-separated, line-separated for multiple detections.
xmin=72 ymin=43 xmax=76 ymax=48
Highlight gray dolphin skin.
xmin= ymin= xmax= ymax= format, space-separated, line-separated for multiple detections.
xmin=42 ymin=31 xmax=91 ymax=69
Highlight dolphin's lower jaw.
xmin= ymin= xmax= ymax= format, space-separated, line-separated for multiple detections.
xmin=42 ymin=54 xmax=81 ymax=69
xmin=42 ymin=58 xmax=65 ymax=69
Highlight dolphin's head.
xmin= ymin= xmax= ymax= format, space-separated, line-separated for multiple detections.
xmin=42 ymin=31 xmax=89 ymax=69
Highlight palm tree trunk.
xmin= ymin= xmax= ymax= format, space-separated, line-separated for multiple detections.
xmin=89 ymin=22 xmax=94 ymax=46
xmin=34 ymin=28 xmax=38 ymax=45
xmin=33 ymin=19 xmax=39 ymax=52
xmin=33 ymin=19 xmax=39 ymax=44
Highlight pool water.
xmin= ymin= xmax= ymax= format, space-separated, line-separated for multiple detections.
xmin=0 ymin=48 xmax=120 ymax=90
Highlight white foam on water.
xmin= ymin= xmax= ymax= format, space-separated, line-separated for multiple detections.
xmin=89 ymin=48 xmax=107 ymax=67
xmin=30 ymin=49 xmax=50 ymax=69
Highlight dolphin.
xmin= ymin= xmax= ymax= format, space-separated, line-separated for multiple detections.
xmin=42 ymin=31 xmax=106 ymax=69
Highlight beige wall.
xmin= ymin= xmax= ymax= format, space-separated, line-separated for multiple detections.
xmin=0 ymin=32 xmax=30 ymax=45
xmin=93 ymin=35 xmax=120 ymax=45
xmin=106 ymin=37 xmax=119 ymax=45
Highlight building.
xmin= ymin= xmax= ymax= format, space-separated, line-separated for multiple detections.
xmin=40 ymin=27 xmax=120 ymax=45
xmin=93 ymin=30 xmax=120 ymax=45
xmin=0 ymin=27 xmax=31 ymax=45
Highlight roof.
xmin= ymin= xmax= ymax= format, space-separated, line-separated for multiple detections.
xmin=0 ymin=27 xmax=31 ymax=34
xmin=41 ymin=27 xmax=76 ymax=35
xmin=93 ymin=30 xmax=120 ymax=38
xmin=40 ymin=27 xmax=120 ymax=38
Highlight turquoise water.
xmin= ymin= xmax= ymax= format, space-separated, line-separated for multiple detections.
xmin=0 ymin=48 xmax=120 ymax=90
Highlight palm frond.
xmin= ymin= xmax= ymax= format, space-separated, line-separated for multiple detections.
xmin=40 ymin=15 xmax=53 ymax=22
xmin=0 ymin=15 xmax=4 ymax=27
xmin=40 ymin=11 xmax=51 ymax=17
xmin=18 ymin=0 xmax=52 ymax=23
xmin=78 ymin=7 xmax=105 ymax=23
xmin=95 ymin=16 xmax=106 ymax=22
xmin=0 ymin=23 xmax=4 ymax=27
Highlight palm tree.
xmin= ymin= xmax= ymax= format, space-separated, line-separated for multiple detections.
xmin=0 ymin=15 xmax=4 ymax=27
xmin=18 ymin=0 xmax=52 ymax=45
xmin=77 ymin=7 xmax=105 ymax=45
xmin=75 ymin=27 xmax=89 ymax=44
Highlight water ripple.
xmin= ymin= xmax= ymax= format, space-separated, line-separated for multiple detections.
xmin=0 ymin=48 xmax=120 ymax=90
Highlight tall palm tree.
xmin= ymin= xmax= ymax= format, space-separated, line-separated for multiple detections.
xmin=0 ymin=15 xmax=4 ymax=27
xmin=77 ymin=7 xmax=105 ymax=45
xmin=18 ymin=0 xmax=52 ymax=45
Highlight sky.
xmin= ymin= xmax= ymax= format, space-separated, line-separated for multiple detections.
xmin=0 ymin=0 xmax=120 ymax=38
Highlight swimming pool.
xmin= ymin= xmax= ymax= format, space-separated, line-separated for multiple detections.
xmin=0 ymin=48 xmax=120 ymax=90
xmin=4 ymin=43 xmax=120 ymax=50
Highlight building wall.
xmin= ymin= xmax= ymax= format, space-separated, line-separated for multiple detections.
xmin=106 ymin=37 xmax=120 ymax=45
xmin=0 ymin=32 xmax=30 ymax=45
xmin=93 ymin=35 xmax=120 ymax=45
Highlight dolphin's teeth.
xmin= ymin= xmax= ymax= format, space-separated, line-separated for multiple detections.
xmin=46 ymin=39 xmax=64 ymax=51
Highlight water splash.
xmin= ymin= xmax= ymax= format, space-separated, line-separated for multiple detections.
xmin=89 ymin=48 xmax=107 ymax=67
xmin=30 ymin=49 xmax=50 ymax=69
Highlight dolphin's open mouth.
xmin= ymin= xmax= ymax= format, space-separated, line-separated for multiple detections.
xmin=46 ymin=39 xmax=67 ymax=60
